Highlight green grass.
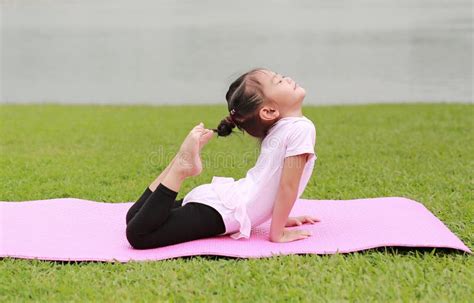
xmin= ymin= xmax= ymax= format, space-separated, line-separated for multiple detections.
xmin=0 ymin=103 xmax=472 ymax=302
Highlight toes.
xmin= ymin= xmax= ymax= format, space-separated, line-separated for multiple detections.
xmin=193 ymin=122 xmax=204 ymax=130
xmin=191 ymin=124 xmax=206 ymax=135
xmin=199 ymin=130 xmax=214 ymax=145
xmin=203 ymin=131 xmax=214 ymax=140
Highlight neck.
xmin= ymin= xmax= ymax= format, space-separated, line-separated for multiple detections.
xmin=281 ymin=107 xmax=303 ymax=118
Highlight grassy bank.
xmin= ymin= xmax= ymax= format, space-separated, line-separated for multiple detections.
xmin=0 ymin=103 xmax=472 ymax=302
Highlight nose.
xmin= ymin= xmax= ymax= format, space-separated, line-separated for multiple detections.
xmin=286 ymin=77 xmax=295 ymax=86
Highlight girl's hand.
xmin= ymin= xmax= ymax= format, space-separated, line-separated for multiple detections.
xmin=285 ymin=215 xmax=321 ymax=227
xmin=270 ymin=228 xmax=312 ymax=243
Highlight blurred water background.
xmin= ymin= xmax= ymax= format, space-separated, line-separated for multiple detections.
xmin=1 ymin=0 xmax=472 ymax=105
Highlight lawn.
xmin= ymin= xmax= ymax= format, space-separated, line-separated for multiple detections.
xmin=0 ymin=103 xmax=472 ymax=302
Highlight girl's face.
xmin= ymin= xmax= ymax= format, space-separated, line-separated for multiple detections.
xmin=256 ymin=69 xmax=306 ymax=118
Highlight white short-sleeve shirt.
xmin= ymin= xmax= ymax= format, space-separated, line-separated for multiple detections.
xmin=182 ymin=115 xmax=317 ymax=239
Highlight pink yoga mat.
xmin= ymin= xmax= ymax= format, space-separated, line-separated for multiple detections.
xmin=0 ymin=197 xmax=470 ymax=262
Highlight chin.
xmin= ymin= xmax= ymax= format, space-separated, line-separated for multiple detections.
xmin=296 ymin=86 xmax=306 ymax=100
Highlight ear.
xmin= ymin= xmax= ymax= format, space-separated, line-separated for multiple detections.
xmin=259 ymin=105 xmax=279 ymax=122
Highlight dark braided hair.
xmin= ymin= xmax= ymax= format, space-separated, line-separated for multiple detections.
xmin=212 ymin=67 xmax=279 ymax=144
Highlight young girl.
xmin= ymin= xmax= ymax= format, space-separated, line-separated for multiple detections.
xmin=125 ymin=67 xmax=319 ymax=249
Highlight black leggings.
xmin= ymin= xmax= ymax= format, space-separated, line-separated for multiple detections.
xmin=125 ymin=183 xmax=226 ymax=249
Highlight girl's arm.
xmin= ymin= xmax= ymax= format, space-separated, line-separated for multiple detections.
xmin=269 ymin=153 xmax=310 ymax=242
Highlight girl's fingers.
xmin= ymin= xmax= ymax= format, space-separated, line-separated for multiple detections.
xmin=300 ymin=230 xmax=311 ymax=236
xmin=304 ymin=216 xmax=321 ymax=224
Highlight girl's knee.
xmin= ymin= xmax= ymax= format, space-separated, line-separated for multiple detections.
xmin=126 ymin=225 xmax=166 ymax=250
xmin=126 ymin=225 xmax=148 ymax=249
xmin=125 ymin=211 xmax=135 ymax=225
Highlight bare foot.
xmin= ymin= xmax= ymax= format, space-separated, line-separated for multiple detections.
xmin=175 ymin=122 xmax=214 ymax=177
xmin=199 ymin=128 xmax=215 ymax=151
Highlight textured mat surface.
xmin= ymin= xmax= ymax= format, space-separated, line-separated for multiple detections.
xmin=0 ymin=197 xmax=471 ymax=262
